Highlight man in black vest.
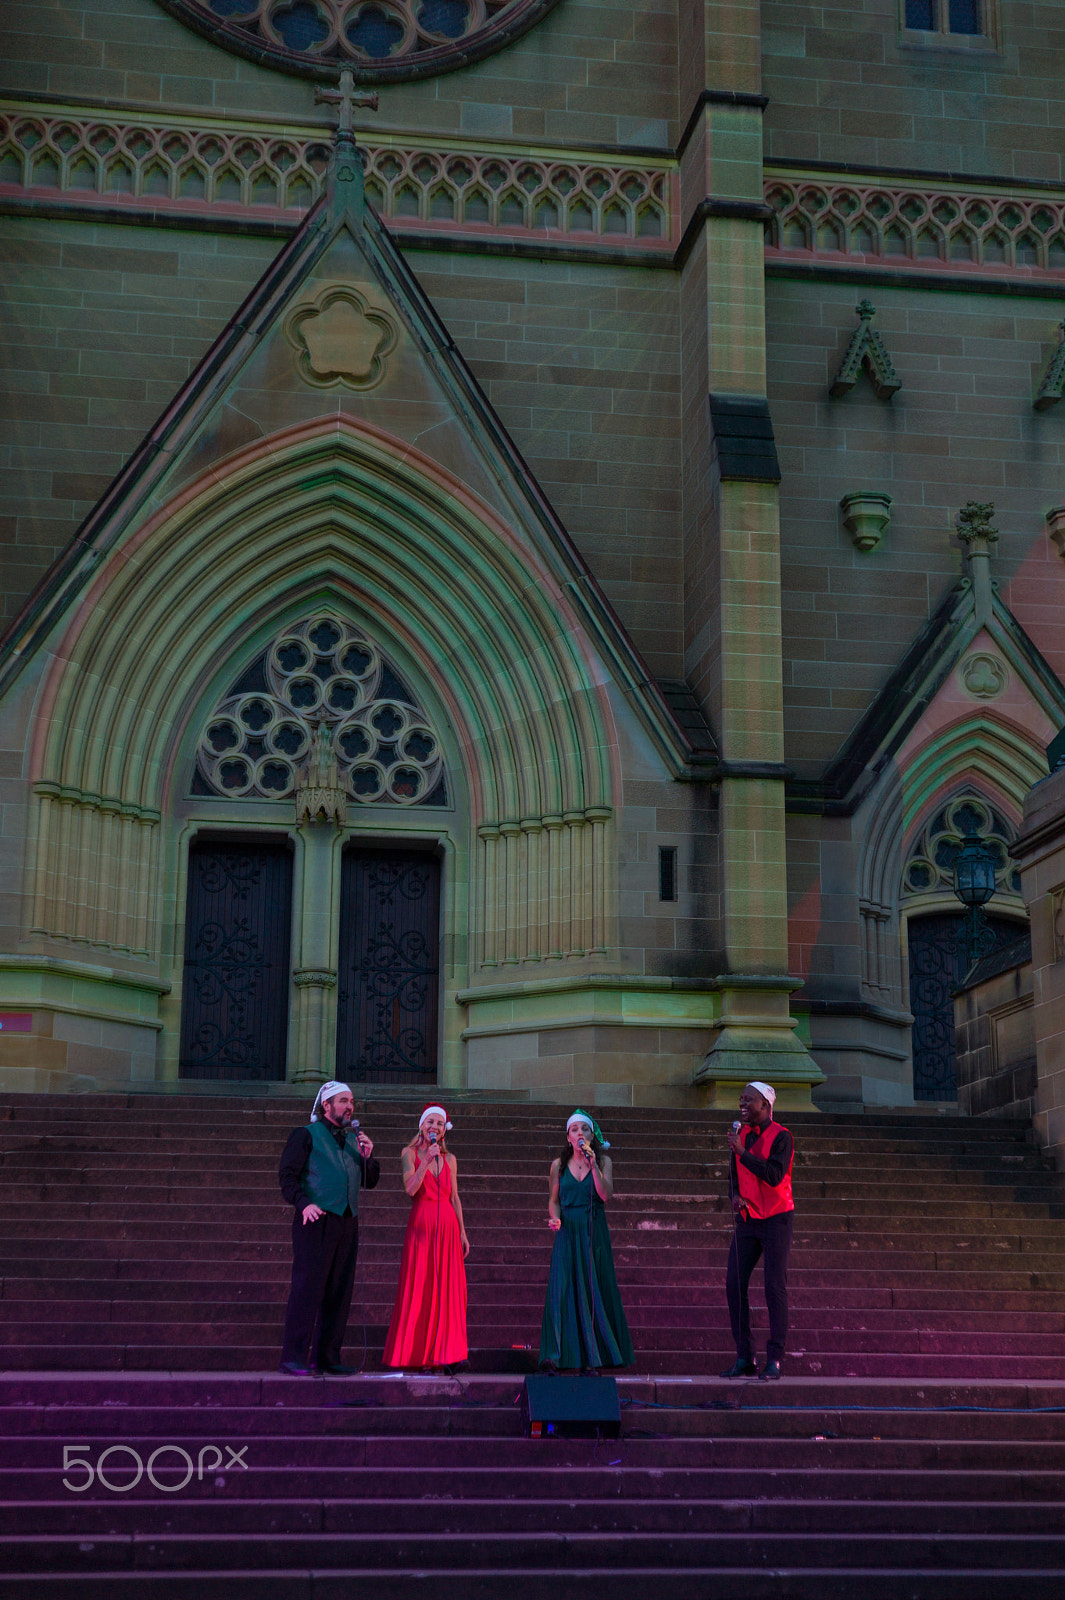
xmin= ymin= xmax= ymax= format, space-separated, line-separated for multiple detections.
xmin=278 ymin=1080 xmax=380 ymax=1375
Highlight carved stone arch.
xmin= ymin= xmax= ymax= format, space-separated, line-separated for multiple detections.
xmin=856 ymin=714 xmax=1044 ymax=1001
xmin=27 ymin=417 xmax=620 ymax=975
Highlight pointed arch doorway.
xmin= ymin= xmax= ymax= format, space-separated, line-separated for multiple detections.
xmin=902 ymin=795 xmax=1028 ymax=1101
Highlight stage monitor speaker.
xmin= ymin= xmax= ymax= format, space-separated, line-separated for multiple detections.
xmin=520 ymin=1374 xmax=620 ymax=1438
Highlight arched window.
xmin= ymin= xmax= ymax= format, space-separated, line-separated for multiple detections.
xmin=192 ymin=613 xmax=448 ymax=809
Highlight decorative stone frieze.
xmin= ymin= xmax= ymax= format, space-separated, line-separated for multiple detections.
xmin=6 ymin=104 xmax=1065 ymax=285
xmin=0 ymin=105 xmax=672 ymax=249
xmin=766 ymin=174 xmax=1065 ymax=280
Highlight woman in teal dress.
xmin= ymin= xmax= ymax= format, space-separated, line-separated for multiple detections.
xmin=538 ymin=1110 xmax=634 ymax=1371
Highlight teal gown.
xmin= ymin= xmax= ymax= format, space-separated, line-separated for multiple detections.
xmin=538 ymin=1164 xmax=635 ymax=1369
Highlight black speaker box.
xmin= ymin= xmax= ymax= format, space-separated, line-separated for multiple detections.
xmin=520 ymin=1374 xmax=620 ymax=1438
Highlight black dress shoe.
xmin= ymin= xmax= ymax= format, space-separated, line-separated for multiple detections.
xmin=720 ymin=1358 xmax=758 ymax=1378
xmin=278 ymin=1360 xmax=318 ymax=1376
xmin=760 ymin=1360 xmax=782 ymax=1381
xmin=321 ymin=1363 xmax=360 ymax=1376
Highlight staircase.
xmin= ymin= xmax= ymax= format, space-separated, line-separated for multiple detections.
xmin=1 ymin=1092 xmax=1064 ymax=1596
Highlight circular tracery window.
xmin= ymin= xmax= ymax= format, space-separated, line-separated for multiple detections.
xmin=155 ymin=0 xmax=564 ymax=82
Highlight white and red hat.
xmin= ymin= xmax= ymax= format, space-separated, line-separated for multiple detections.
xmin=418 ymin=1104 xmax=453 ymax=1131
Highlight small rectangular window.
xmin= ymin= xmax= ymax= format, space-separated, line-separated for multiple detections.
xmin=948 ymin=0 xmax=982 ymax=32
xmin=659 ymin=846 xmax=678 ymax=903
xmin=901 ymin=0 xmax=993 ymax=41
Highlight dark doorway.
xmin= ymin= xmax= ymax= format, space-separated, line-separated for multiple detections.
xmin=908 ymin=911 xmax=1022 ymax=1101
xmin=336 ymin=847 xmax=441 ymax=1083
xmin=179 ymin=839 xmax=293 ymax=1080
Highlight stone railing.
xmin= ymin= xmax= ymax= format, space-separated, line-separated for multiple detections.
xmin=0 ymin=105 xmax=673 ymax=248
xmin=5 ymin=102 xmax=1064 ymax=282
xmin=765 ymin=173 xmax=1065 ymax=279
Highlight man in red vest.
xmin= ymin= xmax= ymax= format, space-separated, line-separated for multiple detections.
xmin=721 ymin=1080 xmax=795 ymax=1381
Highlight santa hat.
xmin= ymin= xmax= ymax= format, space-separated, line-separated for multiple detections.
xmin=566 ymin=1109 xmax=610 ymax=1150
xmin=419 ymin=1104 xmax=453 ymax=1131
xmin=310 ymin=1081 xmax=350 ymax=1122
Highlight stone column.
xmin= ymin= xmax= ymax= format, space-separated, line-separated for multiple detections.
xmin=677 ymin=2 xmax=822 ymax=1108
xmin=1013 ymin=763 xmax=1065 ymax=1169
xmin=290 ymin=822 xmax=341 ymax=1084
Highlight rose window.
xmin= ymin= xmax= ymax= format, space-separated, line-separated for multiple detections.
xmin=155 ymin=0 xmax=564 ymax=83
xmin=901 ymin=795 xmax=1020 ymax=899
xmin=193 ymin=616 xmax=447 ymax=806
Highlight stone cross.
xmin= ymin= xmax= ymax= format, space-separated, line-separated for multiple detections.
xmin=315 ymin=67 xmax=378 ymax=139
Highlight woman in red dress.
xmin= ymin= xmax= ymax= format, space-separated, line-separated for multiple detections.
xmin=383 ymin=1105 xmax=470 ymax=1372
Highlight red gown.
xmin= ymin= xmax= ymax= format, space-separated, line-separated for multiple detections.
xmin=383 ymin=1151 xmax=468 ymax=1367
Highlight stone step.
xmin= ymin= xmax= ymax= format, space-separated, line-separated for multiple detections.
xmin=4 ymin=1526 xmax=1065 ymax=1574
xmin=6 ymin=1344 xmax=1064 ymax=1377
xmin=1 ymin=1294 xmax=1059 ymax=1333
xmin=7 ymin=1400 xmax=1065 ymax=1441
xmin=3 ymin=1568 xmax=1065 ymax=1600
xmin=4 ymin=1264 xmax=1063 ymax=1312
xmin=4 ymin=1495 xmax=1064 ymax=1538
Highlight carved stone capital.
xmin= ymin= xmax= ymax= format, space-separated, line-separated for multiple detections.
xmin=955 ymin=500 xmax=999 ymax=557
xmin=295 ymin=785 xmax=347 ymax=826
xmin=840 ymin=491 xmax=892 ymax=552
xmin=294 ymin=968 xmax=338 ymax=989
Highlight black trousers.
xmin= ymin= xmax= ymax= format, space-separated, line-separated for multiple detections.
xmin=726 ymin=1210 xmax=794 ymax=1365
xmin=281 ymin=1209 xmax=359 ymax=1368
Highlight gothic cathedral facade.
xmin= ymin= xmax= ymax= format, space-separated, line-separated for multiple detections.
xmin=1 ymin=2 xmax=1063 ymax=1109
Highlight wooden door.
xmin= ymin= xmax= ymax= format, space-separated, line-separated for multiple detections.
xmin=179 ymin=840 xmax=292 ymax=1080
xmin=336 ymin=847 xmax=440 ymax=1083
xmin=909 ymin=911 xmax=1021 ymax=1101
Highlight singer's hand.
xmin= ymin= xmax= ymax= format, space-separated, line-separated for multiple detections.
xmin=301 ymin=1203 xmax=325 ymax=1225
xmin=547 ymin=1216 xmax=561 ymax=1232
xmin=732 ymin=1196 xmax=743 ymax=1214
xmin=727 ymin=1127 xmax=745 ymax=1153
xmin=460 ymin=1231 xmax=470 ymax=1259
xmin=356 ymin=1132 xmax=373 ymax=1158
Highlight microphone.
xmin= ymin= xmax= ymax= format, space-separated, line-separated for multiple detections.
xmin=428 ymin=1129 xmax=438 ymax=1144
xmin=732 ymin=1121 xmax=741 ymax=1133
